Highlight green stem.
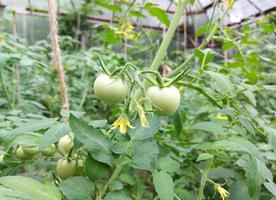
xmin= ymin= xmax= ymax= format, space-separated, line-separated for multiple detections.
xmin=174 ymin=193 xmax=181 ymax=200
xmin=0 ymin=70 xmax=13 ymax=109
xmin=177 ymin=81 xmax=223 ymax=108
xmin=96 ymin=140 xmax=133 ymax=200
xmin=168 ymin=7 xmax=230 ymax=78
xmin=148 ymin=0 xmax=189 ymax=73
xmin=131 ymin=0 xmax=189 ymax=108
xmin=96 ymin=165 xmax=123 ymax=200
xmin=197 ymin=161 xmax=212 ymax=200
xmin=140 ymin=70 xmax=164 ymax=87
xmin=94 ymin=53 xmax=111 ymax=76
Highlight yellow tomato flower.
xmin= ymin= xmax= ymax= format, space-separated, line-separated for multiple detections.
xmin=115 ymin=21 xmax=135 ymax=40
xmin=215 ymin=113 xmax=229 ymax=121
xmin=137 ymin=105 xmax=149 ymax=127
xmin=215 ymin=184 xmax=230 ymax=200
xmin=112 ymin=113 xmax=134 ymax=134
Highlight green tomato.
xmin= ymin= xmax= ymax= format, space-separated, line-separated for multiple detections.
xmin=56 ymin=159 xmax=76 ymax=180
xmin=93 ymin=74 xmax=128 ymax=104
xmin=146 ymin=86 xmax=180 ymax=116
xmin=41 ymin=145 xmax=56 ymax=156
xmin=22 ymin=145 xmax=39 ymax=156
xmin=58 ymin=135 xmax=74 ymax=155
xmin=15 ymin=146 xmax=32 ymax=161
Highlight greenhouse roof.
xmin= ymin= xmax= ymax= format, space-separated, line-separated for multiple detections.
xmin=1 ymin=0 xmax=276 ymax=29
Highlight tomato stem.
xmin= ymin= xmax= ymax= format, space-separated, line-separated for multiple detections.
xmin=168 ymin=6 xmax=231 ymax=78
xmin=140 ymin=70 xmax=164 ymax=88
xmin=94 ymin=53 xmax=111 ymax=76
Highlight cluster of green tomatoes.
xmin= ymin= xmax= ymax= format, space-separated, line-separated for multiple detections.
xmin=14 ymin=134 xmax=80 ymax=180
xmin=93 ymin=73 xmax=181 ymax=116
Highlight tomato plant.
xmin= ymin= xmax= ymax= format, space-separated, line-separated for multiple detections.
xmin=0 ymin=1 xmax=275 ymax=200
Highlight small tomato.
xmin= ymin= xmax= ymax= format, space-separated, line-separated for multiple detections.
xmin=146 ymin=86 xmax=180 ymax=116
xmin=56 ymin=159 xmax=76 ymax=180
xmin=93 ymin=74 xmax=128 ymax=104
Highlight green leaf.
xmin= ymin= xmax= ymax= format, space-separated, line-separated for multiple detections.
xmin=104 ymin=191 xmax=132 ymax=200
xmin=0 ymin=185 xmax=34 ymax=200
xmin=191 ymin=121 xmax=225 ymax=133
xmin=129 ymin=116 xmax=161 ymax=140
xmin=118 ymin=174 xmax=135 ymax=186
xmin=3 ymin=132 xmax=41 ymax=152
xmin=69 ymin=115 xmax=113 ymax=165
xmin=110 ymin=180 xmax=123 ymax=191
xmin=39 ymin=123 xmax=71 ymax=149
xmin=158 ymin=157 xmax=180 ymax=173
xmin=208 ymin=167 xmax=236 ymax=180
xmin=89 ymin=120 xmax=107 ymax=128
xmin=173 ymin=111 xmax=183 ymax=136
xmin=0 ymin=176 xmax=61 ymax=200
xmin=206 ymin=71 xmax=234 ymax=93
xmin=228 ymin=180 xmax=251 ymax=200
xmin=194 ymin=48 xmax=216 ymax=66
xmin=215 ymin=137 xmax=262 ymax=159
xmin=195 ymin=24 xmax=215 ymax=37
xmin=84 ymin=154 xmax=109 ymax=181
xmin=0 ymin=53 xmax=10 ymax=69
xmin=132 ymin=140 xmax=158 ymax=171
xmin=152 ymin=170 xmax=174 ymax=200
xmin=265 ymin=127 xmax=276 ymax=152
xmin=4 ymin=118 xmax=57 ymax=138
xmin=145 ymin=3 xmax=170 ymax=27
xmin=129 ymin=10 xmax=145 ymax=18
xmin=264 ymin=181 xmax=276 ymax=196
xmin=196 ymin=153 xmax=214 ymax=162
xmin=59 ymin=176 xmax=95 ymax=200
xmin=95 ymin=1 xmax=122 ymax=12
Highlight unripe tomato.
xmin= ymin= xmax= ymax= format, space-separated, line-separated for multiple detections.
xmin=146 ymin=86 xmax=180 ymax=116
xmin=93 ymin=74 xmax=128 ymax=104
xmin=58 ymin=135 xmax=74 ymax=155
xmin=15 ymin=146 xmax=32 ymax=160
xmin=56 ymin=159 xmax=76 ymax=180
xmin=22 ymin=145 xmax=39 ymax=156
xmin=41 ymin=144 xmax=56 ymax=156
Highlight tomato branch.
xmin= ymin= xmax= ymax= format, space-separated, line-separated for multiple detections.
xmin=176 ymin=81 xmax=223 ymax=108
